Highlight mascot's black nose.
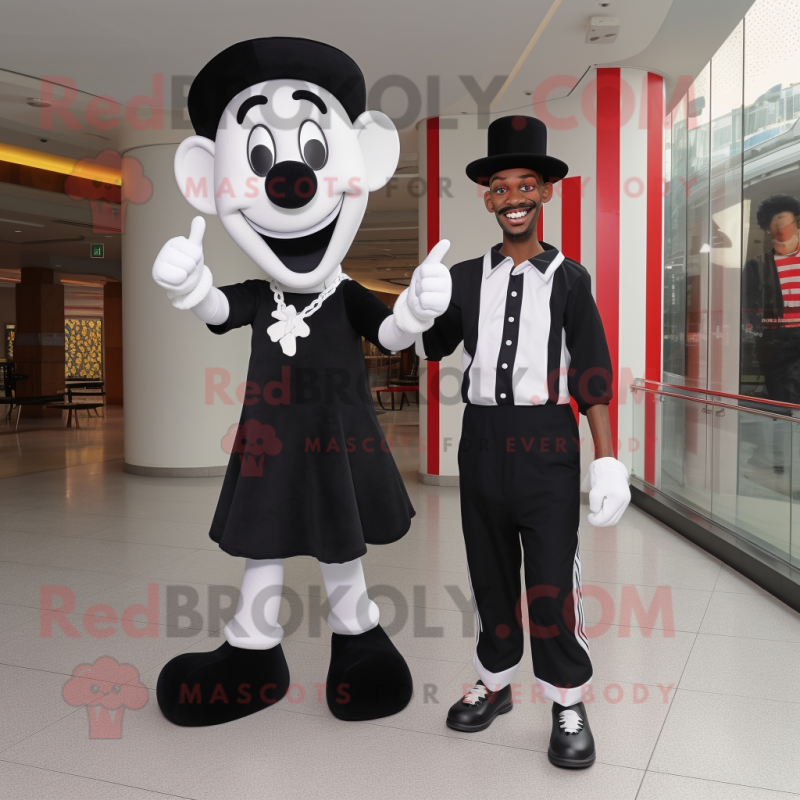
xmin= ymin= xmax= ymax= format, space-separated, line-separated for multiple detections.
xmin=265 ymin=161 xmax=318 ymax=209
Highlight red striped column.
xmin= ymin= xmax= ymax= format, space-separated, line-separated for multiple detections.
xmin=425 ymin=117 xmax=440 ymax=476
xmin=596 ymin=68 xmax=621 ymax=456
xmin=645 ymin=73 xmax=664 ymax=483
xmin=561 ymin=175 xmax=583 ymax=424
xmin=560 ymin=176 xmax=582 ymax=262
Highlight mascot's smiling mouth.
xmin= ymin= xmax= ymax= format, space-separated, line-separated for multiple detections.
xmin=241 ymin=196 xmax=345 ymax=274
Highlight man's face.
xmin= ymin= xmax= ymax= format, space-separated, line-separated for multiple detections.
xmin=483 ymin=168 xmax=552 ymax=240
xmin=769 ymin=211 xmax=799 ymax=242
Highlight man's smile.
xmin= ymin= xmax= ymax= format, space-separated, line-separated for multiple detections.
xmin=500 ymin=204 xmax=536 ymax=226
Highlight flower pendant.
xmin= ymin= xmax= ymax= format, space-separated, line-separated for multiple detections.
xmin=267 ymin=305 xmax=311 ymax=357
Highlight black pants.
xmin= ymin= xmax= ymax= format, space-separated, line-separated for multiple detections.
xmin=758 ymin=333 xmax=800 ymax=405
xmin=458 ymin=404 xmax=592 ymax=706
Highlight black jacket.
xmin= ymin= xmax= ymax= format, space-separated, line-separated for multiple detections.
xmin=743 ymin=249 xmax=782 ymax=333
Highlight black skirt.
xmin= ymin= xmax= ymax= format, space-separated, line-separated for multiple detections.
xmin=206 ymin=278 xmax=414 ymax=563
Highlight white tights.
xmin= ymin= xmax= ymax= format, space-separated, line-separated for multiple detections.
xmin=224 ymin=557 xmax=380 ymax=650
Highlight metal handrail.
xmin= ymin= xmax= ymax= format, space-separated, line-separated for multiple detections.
xmin=635 ymin=378 xmax=800 ymax=411
xmin=630 ymin=384 xmax=800 ymax=423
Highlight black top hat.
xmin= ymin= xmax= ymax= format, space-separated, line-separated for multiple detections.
xmin=466 ymin=116 xmax=569 ymax=185
xmin=188 ymin=37 xmax=366 ymax=140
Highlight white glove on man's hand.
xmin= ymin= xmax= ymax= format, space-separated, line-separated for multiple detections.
xmin=585 ymin=457 xmax=631 ymax=527
xmin=152 ymin=216 xmax=213 ymax=309
xmin=394 ymin=239 xmax=452 ymax=333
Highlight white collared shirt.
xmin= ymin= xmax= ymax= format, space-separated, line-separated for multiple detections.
xmin=420 ymin=243 xmax=612 ymax=411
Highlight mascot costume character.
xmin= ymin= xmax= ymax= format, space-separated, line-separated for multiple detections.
xmin=152 ymin=37 xmax=452 ymax=726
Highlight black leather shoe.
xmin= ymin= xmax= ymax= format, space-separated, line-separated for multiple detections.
xmin=548 ymin=701 xmax=596 ymax=768
xmin=156 ymin=641 xmax=290 ymax=726
xmin=446 ymin=680 xmax=513 ymax=732
xmin=326 ymin=625 xmax=413 ymax=721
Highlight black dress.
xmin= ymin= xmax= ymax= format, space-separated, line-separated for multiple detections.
xmin=206 ymin=277 xmax=414 ymax=563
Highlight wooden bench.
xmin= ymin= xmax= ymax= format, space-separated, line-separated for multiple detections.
xmin=66 ymin=389 xmax=105 ymax=415
xmin=373 ymin=385 xmax=419 ymax=411
xmin=0 ymin=394 xmax=66 ymax=431
xmin=46 ymin=401 xmax=104 ymax=428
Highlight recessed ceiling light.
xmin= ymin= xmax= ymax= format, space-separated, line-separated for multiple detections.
xmin=14 ymin=230 xmax=21 ymax=233
xmin=27 ymin=98 xmax=52 ymax=108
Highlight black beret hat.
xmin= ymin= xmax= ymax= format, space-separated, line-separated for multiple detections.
xmin=188 ymin=37 xmax=367 ymax=139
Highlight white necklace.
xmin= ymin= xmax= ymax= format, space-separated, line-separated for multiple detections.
xmin=267 ymin=273 xmax=350 ymax=356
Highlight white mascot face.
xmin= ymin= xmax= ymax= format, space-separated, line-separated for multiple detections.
xmin=174 ymin=79 xmax=399 ymax=290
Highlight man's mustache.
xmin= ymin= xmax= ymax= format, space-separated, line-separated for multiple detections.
xmin=497 ymin=203 xmax=537 ymax=217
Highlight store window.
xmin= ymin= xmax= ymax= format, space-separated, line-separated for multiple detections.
xmin=664 ymin=0 xmax=800 ymax=399
xmin=657 ymin=0 xmax=800 ymax=562
xmin=740 ymin=0 xmax=800 ymax=402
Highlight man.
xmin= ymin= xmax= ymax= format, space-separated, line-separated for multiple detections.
xmin=418 ymin=116 xmax=630 ymax=768
xmin=744 ymin=194 xmax=800 ymax=404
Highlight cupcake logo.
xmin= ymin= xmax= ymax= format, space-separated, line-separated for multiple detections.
xmin=62 ymin=656 xmax=148 ymax=738
xmin=221 ymin=420 xmax=282 ymax=477
xmin=64 ymin=149 xmax=153 ymax=234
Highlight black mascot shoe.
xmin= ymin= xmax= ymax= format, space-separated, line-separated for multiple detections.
xmin=326 ymin=624 xmax=413 ymax=721
xmin=156 ymin=641 xmax=290 ymax=727
xmin=548 ymin=701 xmax=596 ymax=768
xmin=446 ymin=680 xmax=513 ymax=732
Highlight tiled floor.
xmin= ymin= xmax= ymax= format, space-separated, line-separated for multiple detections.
xmin=1 ymin=407 xmax=800 ymax=798
xmin=0 ymin=405 xmax=124 ymax=479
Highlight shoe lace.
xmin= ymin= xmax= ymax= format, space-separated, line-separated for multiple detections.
xmin=558 ymin=708 xmax=584 ymax=734
xmin=462 ymin=683 xmax=488 ymax=706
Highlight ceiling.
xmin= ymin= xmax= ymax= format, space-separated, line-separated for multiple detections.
xmin=0 ymin=0 xmax=755 ymax=291
xmin=0 ymin=1 xmax=672 ymax=122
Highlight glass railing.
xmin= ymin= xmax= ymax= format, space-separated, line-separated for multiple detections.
xmin=631 ymin=378 xmax=800 ymax=568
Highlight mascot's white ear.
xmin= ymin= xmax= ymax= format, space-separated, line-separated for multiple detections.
xmin=174 ymin=136 xmax=217 ymax=215
xmin=354 ymin=111 xmax=400 ymax=192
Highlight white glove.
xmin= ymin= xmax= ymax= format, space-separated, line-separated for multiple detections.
xmin=585 ymin=457 xmax=631 ymax=527
xmin=152 ymin=216 xmax=213 ymax=309
xmin=394 ymin=239 xmax=452 ymax=333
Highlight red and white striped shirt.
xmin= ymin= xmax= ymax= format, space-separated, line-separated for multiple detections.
xmin=766 ymin=250 xmax=800 ymax=328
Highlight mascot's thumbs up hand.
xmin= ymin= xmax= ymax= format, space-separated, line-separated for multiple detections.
xmin=152 ymin=216 xmax=214 ymax=310
xmin=408 ymin=239 xmax=452 ymax=321
xmin=586 ymin=457 xmax=631 ymax=527
xmin=393 ymin=240 xmax=452 ymax=334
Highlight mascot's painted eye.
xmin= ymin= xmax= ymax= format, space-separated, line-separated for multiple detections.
xmin=299 ymin=120 xmax=328 ymax=170
xmin=248 ymin=125 xmax=276 ymax=176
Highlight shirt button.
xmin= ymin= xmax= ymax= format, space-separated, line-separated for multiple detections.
xmin=511 ymin=291 xmax=518 ymax=297
xmin=508 ymin=316 xmax=514 ymax=322
xmin=505 ymin=339 xmax=512 ymax=346
xmin=500 ymin=393 xmax=507 ymax=399
xmin=502 ymin=363 xmax=508 ymax=369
